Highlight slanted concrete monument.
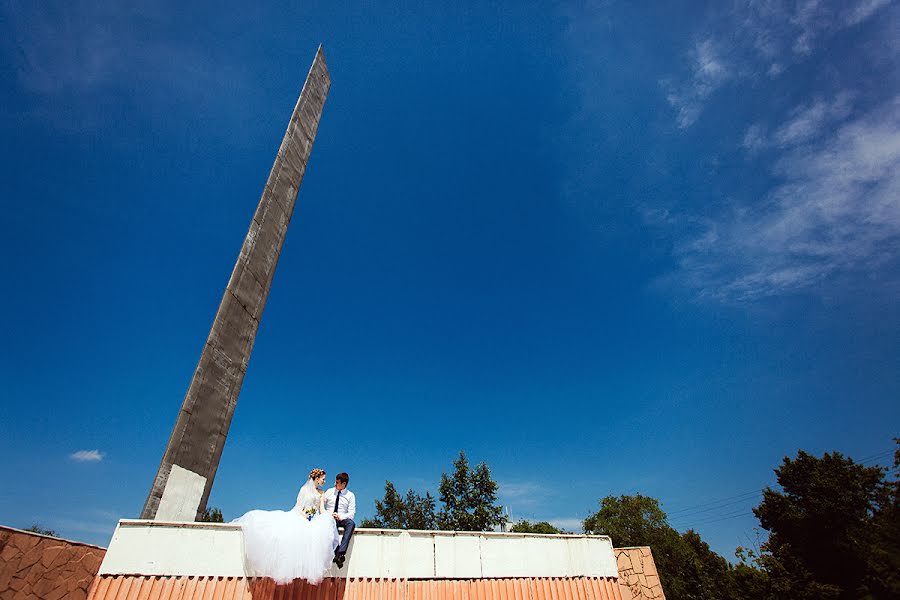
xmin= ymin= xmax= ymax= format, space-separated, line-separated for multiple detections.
xmin=141 ymin=46 xmax=331 ymax=521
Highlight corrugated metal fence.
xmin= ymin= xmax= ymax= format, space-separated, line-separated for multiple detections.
xmin=87 ymin=576 xmax=624 ymax=600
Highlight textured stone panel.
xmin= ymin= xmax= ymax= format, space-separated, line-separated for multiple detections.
xmin=0 ymin=526 xmax=106 ymax=600
xmin=614 ymin=547 xmax=666 ymax=600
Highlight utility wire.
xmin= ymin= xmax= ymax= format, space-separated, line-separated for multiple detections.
xmin=666 ymin=446 xmax=895 ymax=529
xmin=665 ymin=490 xmax=762 ymax=516
xmin=686 ymin=508 xmax=754 ymax=527
xmin=668 ymin=494 xmax=761 ymax=523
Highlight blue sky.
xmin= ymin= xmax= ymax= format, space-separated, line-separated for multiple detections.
xmin=1 ymin=1 xmax=898 ymax=558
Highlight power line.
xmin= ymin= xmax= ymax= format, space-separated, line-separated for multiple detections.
xmin=665 ymin=490 xmax=762 ymax=516
xmin=668 ymin=494 xmax=761 ymax=523
xmin=686 ymin=508 xmax=754 ymax=527
xmin=667 ymin=446 xmax=896 ymax=530
xmin=859 ymin=449 xmax=894 ymax=466
xmin=668 ymin=491 xmax=761 ymax=518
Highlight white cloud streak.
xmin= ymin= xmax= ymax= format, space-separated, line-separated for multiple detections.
xmin=548 ymin=517 xmax=584 ymax=532
xmin=70 ymin=449 xmax=104 ymax=462
xmin=662 ymin=0 xmax=889 ymax=127
xmin=671 ymin=96 xmax=900 ymax=301
xmin=773 ymin=92 xmax=854 ymax=146
xmin=498 ymin=481 xmax=552 ymax=509
xmin=664 ymin=39 xmax=730 ymax=129
xmin=843 ymin=0 xmax=892 ymax=26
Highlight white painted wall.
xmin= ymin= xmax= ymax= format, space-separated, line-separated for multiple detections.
xmin=99 ymin=520 xmax=619 ymax=579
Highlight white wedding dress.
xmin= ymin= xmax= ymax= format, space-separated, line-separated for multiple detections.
xmin=232 ymin=479 xmax=339 ymax=584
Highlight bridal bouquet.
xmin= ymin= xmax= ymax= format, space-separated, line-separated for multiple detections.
xmin=304 ymin=507 xmax=317 ymax=521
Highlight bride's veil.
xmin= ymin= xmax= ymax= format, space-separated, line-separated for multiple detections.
xmin=294 ymin=478 xmax=319 ymax=511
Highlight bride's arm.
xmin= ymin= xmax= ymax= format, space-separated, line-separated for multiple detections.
xmin=318 ymin=491 xmax=326 ymax=514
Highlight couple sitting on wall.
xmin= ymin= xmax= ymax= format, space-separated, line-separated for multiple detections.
xmin=233 ymin=469 xmax=356 ymax=585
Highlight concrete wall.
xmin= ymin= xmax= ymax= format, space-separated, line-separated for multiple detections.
xmin=615 ymin=547 xmax=666 ymax=600
xmin=100 ymin=520 xmax=620 ymax=579
xmin=0 ymin=525 xmax=106 ymax=600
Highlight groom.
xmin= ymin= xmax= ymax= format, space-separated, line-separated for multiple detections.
xmin=323 ymin=472 xmax=356 ymax=569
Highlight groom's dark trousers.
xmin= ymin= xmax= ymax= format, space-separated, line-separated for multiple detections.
xmin=336 ymin=518 xmax=355 ymax=555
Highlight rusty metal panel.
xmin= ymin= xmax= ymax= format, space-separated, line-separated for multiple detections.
xmin=87 ymin=576 xmax=623 ymax=600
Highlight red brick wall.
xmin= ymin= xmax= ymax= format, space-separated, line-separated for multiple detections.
xmin=0 ymin=525 xmax=106 ymax=600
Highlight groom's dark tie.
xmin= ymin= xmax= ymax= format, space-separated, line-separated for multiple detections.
xmin=334 ymin=491 xmax=341 ymax=516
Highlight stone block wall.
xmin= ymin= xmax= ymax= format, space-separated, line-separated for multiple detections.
xmin=0 ymin=525 xmax=106 ymax=600
xmin=614 ymin=546 xmax=666 ymax=600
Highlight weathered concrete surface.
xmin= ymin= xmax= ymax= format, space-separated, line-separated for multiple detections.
xmin=0 ymin=525 xmax=106 ymax=600
xmin=615 ymin=547 xmax=666 ymax=600
xmin=99 ymin=521 xmax=620 ymax=579
xmin=141 ymin=46 xmax=331 ymax=521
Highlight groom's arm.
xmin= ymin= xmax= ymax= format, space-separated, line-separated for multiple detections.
xmin=345 ymin=492 xmax=356 ymax=521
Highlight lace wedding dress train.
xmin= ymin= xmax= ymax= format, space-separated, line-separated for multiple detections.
xmin=233 ymin=479 xmax=339 ymax=585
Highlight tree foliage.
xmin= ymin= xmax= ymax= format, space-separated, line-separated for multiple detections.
xmin=199 ymin=506 xmax=224 ymax=522
xmin=753 ymin=444 xmax=900 ymax=599
xmin=584 ymin=494 xmax=719 ymax=599
xmin=363 ymin=451 xmax=504 ymax=532
xmin=510 ymin=520 xmax=565 ymax=534
xmin=437 ymin=451 xmax=505 ymax=531
xmin=24 ymin=524 xmax=57 ymax=537
xmin=361 ymin=481 xmax=437 ymax=530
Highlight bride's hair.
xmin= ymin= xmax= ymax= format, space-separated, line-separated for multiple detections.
xmin=308 ymin=468 xmax=326 ymax=480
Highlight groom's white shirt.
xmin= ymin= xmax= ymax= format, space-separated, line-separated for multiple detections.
xmin=323 ymin=487 xmax=356 ymax=521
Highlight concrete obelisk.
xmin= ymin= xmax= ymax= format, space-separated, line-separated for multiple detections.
xmin=141 ymin=47 xmax=331 ymax=521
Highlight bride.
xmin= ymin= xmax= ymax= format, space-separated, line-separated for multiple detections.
xmin=232 ymin=468 xmax=339 ymax=585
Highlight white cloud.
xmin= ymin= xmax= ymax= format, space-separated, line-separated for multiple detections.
xmin=742 ymin=124 xmax=768 ymax=153
xmin=667 ymin=96 xmax=900 ymax=301
xmin=548 ymin=517 xmax=584 ymax=532
xmin=70 ymin=449 xmax=104 ymax=462
xmin=843 ymin=0 xmax=892 ymax=26
xmin=661 ymin=0 xmax=891 ymax=125
xmin=768 ymin=62 xmax=785 ymax=77
xmin=773 ymin=92 xmax=854 ymax=146
xmin=0 ymin=2 xmax=247 ymax=131
xmin=498 ymin=481 xmax=551 ymax=509
xmin=664 ymin=39 xmax=731 ymax=129
xmin=741 ymin=92 xmax=855 ymax=155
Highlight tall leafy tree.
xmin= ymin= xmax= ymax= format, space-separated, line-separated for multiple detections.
xmin=437 ymin=451 xmax=505 ymax=531
xmin=583 ymin=494 xmax=763 ymax=600
xmin=584 ymin=494 xmax=692 ymax=598
xmin=754 ymin=447 xmax=897 ymax=599
xmin=362 ymin=451 xmax=504 ymax=532
xmin=864 ymin=440 xmax=900 ymax=598
xmin=361 ymin=481 xmax=437 ymax=530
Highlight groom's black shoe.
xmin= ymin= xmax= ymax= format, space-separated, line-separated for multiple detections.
xmin=333 ymin=552 xmax=346 ymax=569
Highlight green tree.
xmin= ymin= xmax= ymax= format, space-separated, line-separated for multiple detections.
xmin=24 ymin=524 xmax=57 ymax=537
xmin=404 ymin=488 xmax=438 ymax=530
xmin=362 ymin=451 xmax=505 ymax=532
xmin=362 ymin=481 xmax=406 ymax=528
xmin=731 ymin=545 xmax=772 ymax=600
xmin=864 ymin=439 xmax=900 ymax=598
xmin=362 ymin=481 xmax=437 ymax=530
xmin=510 ymin=520 xmax=564 ymax=534
xmin=199 ymin=506 xmax=224 ymax=522
xmin=584 ymin=494 xmax=693 ymax=598
xmin=583 ymin=494 xmax=765 ymax=600
xmin=437 ymin=451 xmax=505 ymax=531
xmin=754 ymin=449 xmax=893 ymax=599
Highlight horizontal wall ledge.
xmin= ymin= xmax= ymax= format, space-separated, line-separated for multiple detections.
xmin=100 ymin=520 xmax=619 ymax=579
